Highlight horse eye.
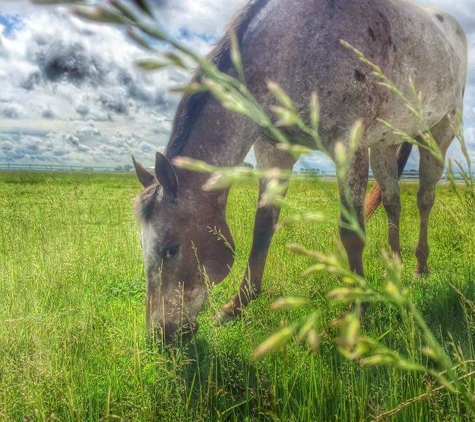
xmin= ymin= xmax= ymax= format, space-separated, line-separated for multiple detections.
xmin=162 ymin=245 xmax=179 ymax=260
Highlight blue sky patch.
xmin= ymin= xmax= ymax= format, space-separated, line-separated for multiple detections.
xmin=178 ymin=27 xmax=215 ymax=43
xmin=0 ymin=13 xmax=23 ymax=36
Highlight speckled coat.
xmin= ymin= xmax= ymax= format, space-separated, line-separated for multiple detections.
xmin=134 ymin=0 xmax=468 ymax=339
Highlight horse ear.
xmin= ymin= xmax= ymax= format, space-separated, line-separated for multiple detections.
xmin=132 ymin=156 xmax=155 ymax=188
xmin=155 ymin=152 xmax=179 ymax=198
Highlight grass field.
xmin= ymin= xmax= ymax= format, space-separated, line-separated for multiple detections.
xmin=0 ymin=172 xmax=474 ymax=421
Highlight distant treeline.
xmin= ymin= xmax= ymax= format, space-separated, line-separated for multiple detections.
xmin=0 ymin=163 xmax=468 ymax=180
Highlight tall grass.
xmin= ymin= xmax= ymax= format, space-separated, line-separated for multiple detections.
xmin=1 ymin=173 xmax=475 ymax=421
xmin=8 ymin=0 xmax=475 ymax=419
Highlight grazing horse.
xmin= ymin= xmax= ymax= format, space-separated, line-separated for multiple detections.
xmin=133 ymin=0 xmax=467 ymax=341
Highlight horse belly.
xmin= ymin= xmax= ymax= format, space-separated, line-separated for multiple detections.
xmin=365 ymin=3 xmax=462 ymax=147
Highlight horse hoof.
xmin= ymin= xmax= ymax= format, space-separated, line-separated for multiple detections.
xmin=215 ymin=305 xmax=241 ymax=325
xmin=414 ymin=269 xmax=430 ymax=279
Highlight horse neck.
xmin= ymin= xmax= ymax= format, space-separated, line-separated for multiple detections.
xmin=169 ymin=97 xmax=259 ymax=211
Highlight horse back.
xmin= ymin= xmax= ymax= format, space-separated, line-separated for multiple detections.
xmin=234 ymin=0 xmax=467 ymax=147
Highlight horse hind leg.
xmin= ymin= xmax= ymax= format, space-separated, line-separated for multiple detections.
xmin=337 ymin=143 xmax=369 ymax=278
xmin=370 ymin=145 xmax=403 ymax=261
xmin=217 ymin=138 xmax=297 ymax=324
xmin=415 ymin=117 xmax=454 ymax=277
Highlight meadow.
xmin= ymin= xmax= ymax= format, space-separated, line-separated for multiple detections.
xmin=0 ymin=171 xmax=474 ymax=421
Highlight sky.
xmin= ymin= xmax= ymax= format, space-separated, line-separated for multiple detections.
xmin=0 ymin=0 xmax=474 ymax=171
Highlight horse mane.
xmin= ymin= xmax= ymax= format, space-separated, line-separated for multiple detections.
xmin=134 ymin=184 xmax=161 ymax=222
xmin=165 ymin=0 xmax=270 ymax=159
xmin=136 ymin=0 xmax=270 ymax=223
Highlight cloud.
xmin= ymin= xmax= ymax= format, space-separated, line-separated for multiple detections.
xmin=152 ymin=0 xmax=246 ymax=39
xmin=0 ymin=0 xmax=474 ymax=171
xmin=0 ymin=7 xmax=184 ymax=166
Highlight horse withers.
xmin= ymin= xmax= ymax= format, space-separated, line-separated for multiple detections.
xmin=133 ymin=0 xmax=468 ymax=342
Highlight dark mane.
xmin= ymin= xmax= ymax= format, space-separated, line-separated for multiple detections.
xmin=134 ymin=184 xmax=161 ymax=222
xmin=165 ymin=0 xmax=270 ymax=159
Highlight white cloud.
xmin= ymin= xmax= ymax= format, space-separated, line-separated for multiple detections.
xmin=0 ymin=0 xmax=38 ymax=14
xmin=152 ymin=0 xmax=246 ymax=38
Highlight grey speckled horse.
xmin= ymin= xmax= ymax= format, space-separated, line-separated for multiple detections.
xmin=132 ymin=0 xmax=468 ymax=341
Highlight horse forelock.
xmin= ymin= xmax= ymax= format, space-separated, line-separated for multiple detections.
xmin=134 ymin=184 xmax=161 ymax=223
xmin=165 ymin=0 xmax=271 ymax=159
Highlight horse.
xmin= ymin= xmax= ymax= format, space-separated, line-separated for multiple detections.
xmin=132 ymin=0 xmax=468 ymax=341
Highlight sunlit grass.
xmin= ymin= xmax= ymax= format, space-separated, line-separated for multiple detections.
xmin=0 ymin=172 xmax=474 ymax=421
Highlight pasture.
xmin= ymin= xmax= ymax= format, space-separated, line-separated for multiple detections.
xmin=0 ymin=172 xmax=474 ymax=421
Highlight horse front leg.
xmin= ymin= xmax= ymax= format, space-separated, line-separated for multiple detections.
xmin=218 ymin=139 xmax=296 ymax=324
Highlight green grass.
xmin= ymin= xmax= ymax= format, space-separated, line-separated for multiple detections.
xmin=0 ymin=172 xmax=474 ymax=421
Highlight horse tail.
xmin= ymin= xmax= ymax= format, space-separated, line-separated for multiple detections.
xmin=364 ymin=142 xmax=413 ymax=222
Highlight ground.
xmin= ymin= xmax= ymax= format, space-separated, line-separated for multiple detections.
xmin=0 ymin=172 xmax=474 ymax=421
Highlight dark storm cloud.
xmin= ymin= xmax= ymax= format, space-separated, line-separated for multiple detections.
xmin=19 ymin=19 xmax=173 ymax=115
xmin=41 ymin=107 xmax=55 ymax=119
xmin=32 ymin=39 xmax=106 ymax=86
xmin=1 ymin=104 xmax=21 ymax=119
xmin=0 ymin=7 xmax=182 ymax=165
